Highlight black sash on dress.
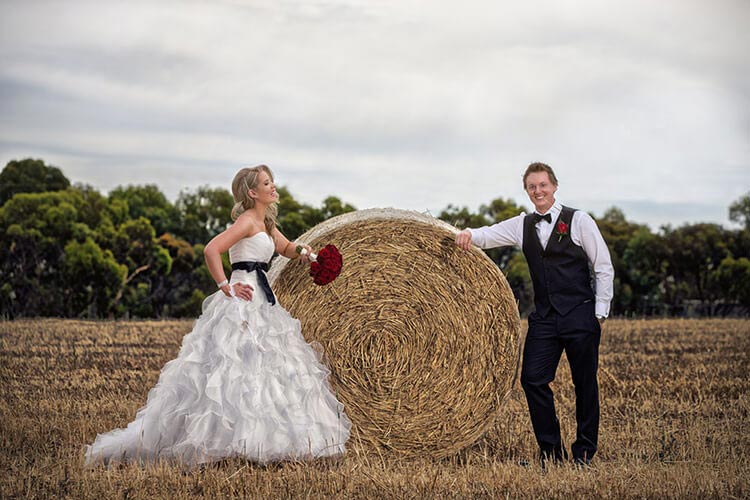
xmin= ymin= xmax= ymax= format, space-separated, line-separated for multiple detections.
xmin=231 ymin=261 xmax=276 ymax=306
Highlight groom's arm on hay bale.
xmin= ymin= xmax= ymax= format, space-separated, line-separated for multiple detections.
xmin=455 ymin=213 xmax=526 ymax=251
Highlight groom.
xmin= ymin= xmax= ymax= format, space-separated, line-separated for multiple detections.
xmin=455 ymin=162 xmax=614 ymax=466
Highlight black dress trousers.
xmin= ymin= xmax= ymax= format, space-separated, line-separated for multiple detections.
xmin=520 ymin=300 xmax=601 ymax=462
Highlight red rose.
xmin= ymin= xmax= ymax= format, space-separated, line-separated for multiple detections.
xmin=322 ymin=257 xmax=338 ymax=271
xmin=556 ymin=221 xmax=569 ymax=242
xmin=313 ymin=268 xmax=335 ymax=285
xmin=307 ymin=244 xmax=342 ymax=285
xmin=310 ymin=261 xmax=322 ymax=275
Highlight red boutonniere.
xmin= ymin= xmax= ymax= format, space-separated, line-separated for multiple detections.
xmin=556 ymin=221 xmax=569 ymax=242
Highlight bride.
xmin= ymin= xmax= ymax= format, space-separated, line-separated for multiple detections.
xmin=85 ymin=165 xmax=351 ymax=466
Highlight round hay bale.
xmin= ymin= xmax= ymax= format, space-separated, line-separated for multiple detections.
xmin=268 ymin=208 xmax=521 ymax=458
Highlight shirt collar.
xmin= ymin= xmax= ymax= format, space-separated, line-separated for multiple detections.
xmin=535 ymin=199 xmax=562 ymax=217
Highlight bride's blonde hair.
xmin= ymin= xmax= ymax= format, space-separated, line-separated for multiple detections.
xmin=231 ymin=165 xmax=278 ymax=234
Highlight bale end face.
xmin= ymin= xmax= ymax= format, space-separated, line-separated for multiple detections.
xmin=270 ymin=209 xmax=521 ymax=458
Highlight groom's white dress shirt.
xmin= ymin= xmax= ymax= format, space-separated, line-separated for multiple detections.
xmin=468 ymin=200 xmax=614 ymax=319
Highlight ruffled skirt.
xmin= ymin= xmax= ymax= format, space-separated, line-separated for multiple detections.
xmin=84 ymin=286 xmax=351 ymax=467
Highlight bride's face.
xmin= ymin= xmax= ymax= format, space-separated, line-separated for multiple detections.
xmin=251 ymin=171 xmax=278 ymax=205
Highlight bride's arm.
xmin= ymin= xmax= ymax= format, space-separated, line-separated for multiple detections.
xmin=271 ymin=227 xmax=312 ymax=262
xmin=204 ymin=216 xmax=254 ymax=299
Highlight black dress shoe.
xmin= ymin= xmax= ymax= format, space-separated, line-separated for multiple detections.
xmin=540 ymin=451 xmax=567 ymax=470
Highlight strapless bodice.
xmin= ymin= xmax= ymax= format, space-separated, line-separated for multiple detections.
xmin=229 ymin=232 xmax=275 ymax=264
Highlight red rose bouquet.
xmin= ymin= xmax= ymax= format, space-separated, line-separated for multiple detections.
xmin=295 ymin=244 xmax=343 ymax=285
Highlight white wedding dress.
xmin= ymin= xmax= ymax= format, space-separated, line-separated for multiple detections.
xmin=84 ymin=232 xmax=351 ymax=467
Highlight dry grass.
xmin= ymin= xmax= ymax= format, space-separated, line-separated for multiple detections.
xmin=1 ymin=318 xmax=749 ymax=499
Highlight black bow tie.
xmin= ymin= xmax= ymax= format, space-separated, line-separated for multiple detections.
xmin=533 ymin=213 xmax=552 ymax=224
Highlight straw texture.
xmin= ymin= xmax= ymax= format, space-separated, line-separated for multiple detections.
xmin=269 ymin=208 xmax=521 ymax=458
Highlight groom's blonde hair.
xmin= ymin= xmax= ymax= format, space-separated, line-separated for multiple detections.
xmin=523 ymin=162 xmax=559 ymax=189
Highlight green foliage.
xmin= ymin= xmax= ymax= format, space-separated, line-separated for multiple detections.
xmin=434 ymin=197 xmax=529 ymax=229
xmin=320 ymin=196 xmax=357 ymax=221
xmin=62 ymin=238 xmax=126 ymax=317
xmin=438 ymin=204 xmax=490 ymax=229
xmin=276 ymin=187 xmax=355 ymax=241
xmin=153 ymin=237 xmax=215 ymax=318
xmin=1 ymin=190 xmax=87 ymax=241
xmin=70 ymin=183 xmax=121 ymax=229
xmin=712 ymin=257 xmax=750 ymax=307
xmin=0 ymin=158 xmax=360 ymax=318
xmin=1 ymin=158 xmax=748 ymax=318
xmin=597 ymin=207 xmax=651 ymax=315
xmin=108 ymin=184 xmax=180 ymax=237
xmin=623 ymin=228 xmax=670 ymax=314
xmin=106 ymin=217 xmax=174 ymax=318
xmin=175 ymin=186 xmax=234 ymax=244
xmin=662 ymin=223 xmax=731 ymax=304
xmin=729 ymin=191 xmax=750 ymax=230
xmin=480 ymin=197 xmax=528 ymax=223
xmin=0 ymin=158 xmax=70 ymax=206
xmin=0 ymin=189 xmax=121 ymax=317
xmin=504 ymin=252 xmax=534 ymax=316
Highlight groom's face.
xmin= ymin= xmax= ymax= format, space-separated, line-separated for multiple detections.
xmin=525 ymin=172 xmax=557 ymax=214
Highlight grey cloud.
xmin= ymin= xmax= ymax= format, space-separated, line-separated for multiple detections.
xmin=0 ymin=0 xmax=748 ymax=227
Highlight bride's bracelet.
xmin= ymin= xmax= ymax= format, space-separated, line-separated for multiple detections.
xmin=216 ymin=279 xmax=229 ymax=288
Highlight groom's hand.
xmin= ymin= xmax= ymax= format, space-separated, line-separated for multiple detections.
xmin=455 ymin=229 xmax=473 ymax=251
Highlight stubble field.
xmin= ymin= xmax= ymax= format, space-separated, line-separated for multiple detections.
xmin=1 ymin=318 xmax=748 ymax=499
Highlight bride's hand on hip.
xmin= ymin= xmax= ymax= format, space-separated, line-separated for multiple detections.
xmin=222 ymin=283 xmax=254 ymax=301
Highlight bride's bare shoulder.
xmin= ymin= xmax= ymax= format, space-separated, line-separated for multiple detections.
xmin=232 ymin=211 xmax=265 ymax=236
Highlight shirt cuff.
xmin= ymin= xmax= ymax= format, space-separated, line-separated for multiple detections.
xmin=595 ymin=301 xmax=609 ymax=319
xmin=467 ymin=228 xmax=483 ymax=248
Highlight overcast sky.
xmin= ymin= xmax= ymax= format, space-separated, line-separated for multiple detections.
xmin=1 ymin=0 xmax=748 ymax=229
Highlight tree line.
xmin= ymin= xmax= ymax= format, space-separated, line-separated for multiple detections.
xmin=1 ymin=158 xmax=748 ymax=319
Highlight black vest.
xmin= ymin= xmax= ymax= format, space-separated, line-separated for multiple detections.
xmin=522 ymin=206 xmax=594 ymax=317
